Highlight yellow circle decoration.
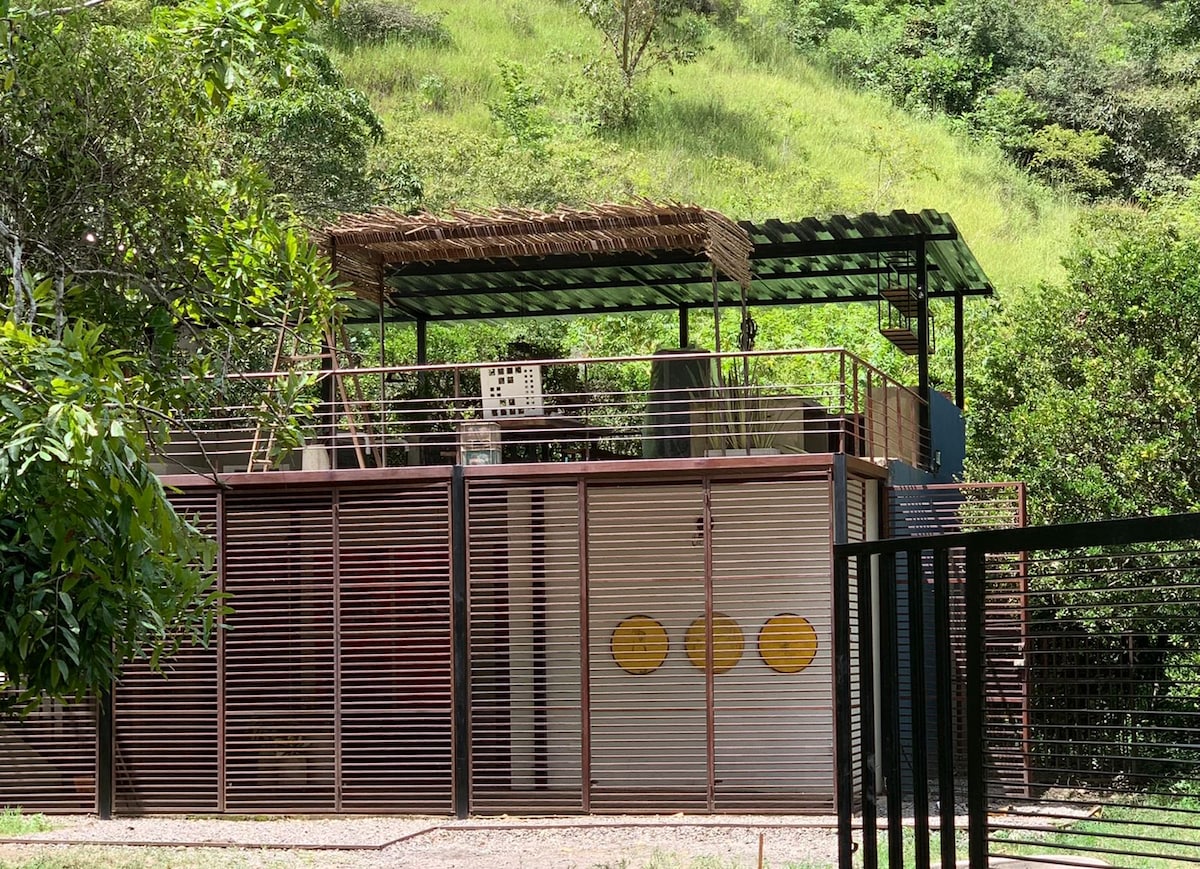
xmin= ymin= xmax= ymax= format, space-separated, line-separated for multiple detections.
xmin=684 ymin=613 xmax=745 ymax=674
xmin=758 ymin=614 xmax=819 ymax=674
xmin=611 ymin=616 xmax=669 ymax=675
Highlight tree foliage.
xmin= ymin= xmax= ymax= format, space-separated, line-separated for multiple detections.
xmin=775 ymin=0 xmax=1200 ymax=200
xmin=0 ymin=0 xmax=358 ymax=706
xmin=968 ymin=191 xmax=1200 ymax=523
xmin=578 ymin=0 xmax=710 ymax=126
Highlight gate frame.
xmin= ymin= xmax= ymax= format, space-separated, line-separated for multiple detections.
xmin=833 ymin=511 xmax=1200 ymax=869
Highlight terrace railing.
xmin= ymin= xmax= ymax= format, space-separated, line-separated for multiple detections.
xmin=153 ymin=348 xmax=927 ymax=475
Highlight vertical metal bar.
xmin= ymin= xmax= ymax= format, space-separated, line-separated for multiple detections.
xmin=711 ymin=267 xmax=721 ymax=359
xmin=838 ymin=353 xmax=847 ymax=454
xmin=953 ymin=291 xmax=965 ymax=411
xmin=97 ymin=688 xmax=113 ymax=820
xmin=451 ymin=466 xmax=470 ymax=819
xmin=832 ymin=455 xmax=851 ymax=867
xmin=907 ymin=547 xmax=931 ymax=869
xmin=933 ymin=547 xmax=957 ymax=869
xmin=916 ymin=239 xmax=931 ymax=468
xmin=879 ymin=551 xmax=904 ymax=866
xmin=965 ymin=545 xmax=989 ymax=868
xmin=703 ymin=478 xmax=716 ymax=812
xmin=577 ymin=481 xmax=591 ymax=812
xmin=332 ymin=490 xmax=343 ymax=813
xmin=857 ymin=553 xmax=879 ymax=869
xmin=216 ymin=488 xmax=227 ymax=813
xmin=679 ymin=304 xmax=689 ymax=348
xmin=416 ymin=318 xmax=428 ymax=399
xmin=834 ymin=551 xmax=854 ymax=869
xmin=1016 ymin=483 xmax=1032 ymax=799
xmin=852 ymin=358 xmax=860 ymax=456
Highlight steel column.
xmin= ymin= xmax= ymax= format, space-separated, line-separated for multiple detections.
xmin=856 ymin=553 xmax=878 ymax=869
xmin=451 ymin=466 xmax=470 ymax=818
xmin=916 ymin=239 xmax=931 ymax=468
xmin=97 ymin=688 xmax=113 ymax=820
xmin=879 ymin=551 xmax=904 ymax=866
xmin=833 ymin=550 xmax=854 ymax=869
xmin=577 ymin=481 xmax=591 ymax=812
xmin=964 ymin=545 xmax=988 ymax=868
xmin=933 ymin=547 xmax=957 ymax=869
xmin=907 ymin=548 xmax=930 ymax=869
xmin=954 ymin=291 xmax=965 ymax=410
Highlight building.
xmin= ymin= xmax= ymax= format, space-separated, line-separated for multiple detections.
xmin=0 ymin=203 xmax=1003 ymax=816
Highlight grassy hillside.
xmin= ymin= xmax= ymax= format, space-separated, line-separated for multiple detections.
xmin=333 ymin=0 xmax=1082 ymax=298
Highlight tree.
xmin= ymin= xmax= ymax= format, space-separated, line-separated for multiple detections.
xmin=578 ymin=0 xmax=708 ymax=126
xmin=968 ymin=192 xmax=1200 ymax=523
xmin=0 ymin=0 xmax=349 ymax=708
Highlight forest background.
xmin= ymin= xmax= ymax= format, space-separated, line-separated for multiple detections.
xmin=5 ymin=0 xmax=1200 ymax=700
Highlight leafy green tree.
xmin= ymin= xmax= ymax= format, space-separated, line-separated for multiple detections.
xmin=968 ymin=192 xmax=1200 ymax=523
xmin=0 ymin=0 xmax=346 ymax=707
xmin=578 ymin=0 xmax=709 ymax=126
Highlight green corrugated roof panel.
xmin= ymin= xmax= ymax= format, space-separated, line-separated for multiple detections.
xmin=353 ymin=210 xmax=992 ymax=323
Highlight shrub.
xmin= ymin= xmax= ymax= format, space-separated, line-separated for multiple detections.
xmin=316 ymin=0 xmax=451 ymax=51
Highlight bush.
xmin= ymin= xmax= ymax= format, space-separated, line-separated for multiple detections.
xmin=316 ymin=0 xmax=451 ymax=51
xmin=1027 ymin=124 xmax=1115 ymax=196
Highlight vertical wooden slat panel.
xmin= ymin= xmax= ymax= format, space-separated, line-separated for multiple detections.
xmin=710 ymin=476 xmax=836 ymax=811
xmin=337 ymin=485 xmax=454 ymax=813
xmin=114 ymin=486 xmax=221 ymax=813
xmin=467 ymin=482 xmax=582 ymax=814
xmin=588 ymin=483 xmax=708 ymax=812
xmin=223 ymin=490 xmax=336 ymax=812
xmin=0 ymin=697 xmax=97 ymax=813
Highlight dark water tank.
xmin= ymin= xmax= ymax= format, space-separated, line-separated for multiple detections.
xmin=643 ymin=349 xmax=712 ymax=459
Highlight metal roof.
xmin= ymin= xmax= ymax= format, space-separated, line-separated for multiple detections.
xmin=334 ymin=207 xmax=992 ymax=323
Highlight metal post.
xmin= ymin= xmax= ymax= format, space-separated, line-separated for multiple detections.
xmin=916 ymin=240 xmax=931 ymax=468
xmin=834 ymin=551 xmax=854 ymax=869
xmin=451 ymin=466 xmax=470 ymax=819
xmin=907 ymin=547 xmax=931 ymax=869
xmin=965 ymin=545 xmax=989 ymax=868
xmin=933 ymin=547 xmax=957 ymax=869
xmin=954 ymin=291 xmax=965 ymax=410
xmin=857 ymin=553 xmax=878 ymax=869
xmin=416 ymin=318 xmax=428 ymax=398
xmin=833 ymin=456 xmax=852 ymax=867
xmin=97 ymin=687 xmax=113 ymax=820
xmin=879 ymin=551 xmax=904 ymax=866
xmin=577 ymin=481 xmax=591 ymax=812
xmin=703 ymin=479 xmax=716 ymax=812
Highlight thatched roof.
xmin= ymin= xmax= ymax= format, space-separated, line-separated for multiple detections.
xmin=321 ymin=202 xmax=754 ymax=307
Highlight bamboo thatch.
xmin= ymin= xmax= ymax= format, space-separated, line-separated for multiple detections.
xmin=320 ymin=202 xmax=753 ymax=308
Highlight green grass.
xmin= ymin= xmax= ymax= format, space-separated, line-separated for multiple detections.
xmin=990 ymin=800 xmax=1200 ymax=868
xmin=334 ymin=0 xmax=1083 ymax=297
xmin=0 ymin=810 xmax=52 ymax=838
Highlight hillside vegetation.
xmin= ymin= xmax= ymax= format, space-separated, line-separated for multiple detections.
xmin=330 ymin=0 xmax=1080 ymax=295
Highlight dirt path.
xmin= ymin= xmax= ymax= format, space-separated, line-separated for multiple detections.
xmin=0 ymin=814 xmax=841 ymax=868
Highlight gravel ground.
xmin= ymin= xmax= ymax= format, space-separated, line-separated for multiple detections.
xmin=0 ymin=814 xmax=842 ymax=868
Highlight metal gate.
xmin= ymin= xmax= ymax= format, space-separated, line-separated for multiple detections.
xmin=834 ymin=512 xmax=1200 ymax=869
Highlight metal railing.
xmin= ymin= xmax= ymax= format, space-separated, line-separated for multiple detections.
xmin=153 ymin=348 xmax=927 ymax=474
xmin=834 ymin=512 xmax=1200 ymax=869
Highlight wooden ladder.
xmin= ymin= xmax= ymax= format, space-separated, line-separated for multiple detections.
xmin=246 ymin=321 xmax=383 ymax=471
